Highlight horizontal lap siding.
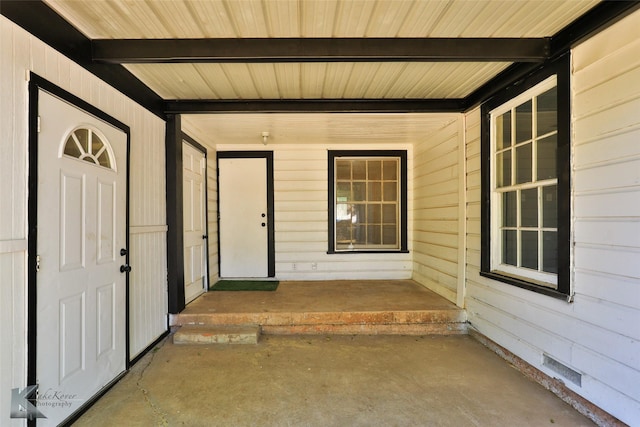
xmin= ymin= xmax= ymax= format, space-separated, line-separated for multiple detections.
xmin=464 ymin=11 xmax=640 ymax=425
xmin=215 ymin=144 xmax=412 ymax=280
xmin=412 ymin=119 xmax=461 ymax=303
xmin=1 ymin=18 xmax=30 ymax=427
xmin=0 ymin=17 xmax=168 ymax=416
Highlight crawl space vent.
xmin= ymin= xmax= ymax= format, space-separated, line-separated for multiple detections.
xmin=543 ymin=354 xmax=582 ymax=387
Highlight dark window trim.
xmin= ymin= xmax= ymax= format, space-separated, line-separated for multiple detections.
xmin=327 ymin=150 xmax=408 ymax=254
xmin=480 ymin=54 xmax=571 ymax=300
xmin=216 ymin=151 xmax=276 ymax=277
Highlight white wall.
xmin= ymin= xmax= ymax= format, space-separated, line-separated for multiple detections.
xmin=464 ymin=11 xmax=640 ymax=425
xmin=0 ymin=16 xmax=168 ymax=424
xmin=412 ymin=117 xmax=465 ymax=305
xmin=213 ymin=143 xmax=413 ymax=280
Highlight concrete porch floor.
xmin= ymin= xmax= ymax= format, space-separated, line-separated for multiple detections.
xmin=171 ymin=280 xmax=466 ymax=335
xmin=74 ymin=334 xmax=594 ymax=426
xmin=73 ymin=280 xmax=594 ymax=426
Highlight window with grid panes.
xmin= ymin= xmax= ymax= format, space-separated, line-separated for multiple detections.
xmin=491 ymin=76 xmax=559 ymax=287
xmin=328 ymin=151 xmax=407 ymax=253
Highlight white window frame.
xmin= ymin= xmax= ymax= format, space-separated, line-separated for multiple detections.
xmin=489 ymin=75 xmax=558 ymax=288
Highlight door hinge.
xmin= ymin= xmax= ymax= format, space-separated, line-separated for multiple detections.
xmin=35 ymin=255 xmax=41 ymax=272
xmin=37 ymin=116 xmax=41 ymax=133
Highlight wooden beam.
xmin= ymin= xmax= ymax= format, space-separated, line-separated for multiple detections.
xmin=93 ymin=38 xmax=550 ymax=64
xmin=164 ymin=99 xmax=466 ymax=114
xmin=1 ymin=0 xmax=165 ymax=118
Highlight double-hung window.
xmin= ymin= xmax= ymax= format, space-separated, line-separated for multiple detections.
xmin=328 ymin=150 xmax=408 ymax=253
xmin=481 ymin=56 xmax=571 ymax=298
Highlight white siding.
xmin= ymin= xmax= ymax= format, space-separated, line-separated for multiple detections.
xmin=464 ymin=11 xmax=640 ymax=425
xmin=0 ymin=17 xmax=167 ymax=422
xmin=214 ymin=143 xmax=413 ymax=280
xmin=412 ymin=118 xmax=463 ymax=304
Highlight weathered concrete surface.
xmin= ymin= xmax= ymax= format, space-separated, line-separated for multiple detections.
xmin=171 ymin=280 xmax=467 ymax=335
xmin=75 ymin=335 xmax=594 ymax=426
xmin=173 ymin=325 xmax=260 ymax=345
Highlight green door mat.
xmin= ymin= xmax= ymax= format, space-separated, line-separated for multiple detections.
xmin=210 ymin=280 xmax=279 ymax=291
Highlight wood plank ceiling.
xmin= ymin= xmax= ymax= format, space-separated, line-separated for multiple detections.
xmin=39 ymin=0 xmax=600 ymax=145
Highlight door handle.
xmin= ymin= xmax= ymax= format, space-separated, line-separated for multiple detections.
xmin=202 ymin=235 xmax=208 ymax=240
xmin=120 ymin=264 xmax=132 ymax=273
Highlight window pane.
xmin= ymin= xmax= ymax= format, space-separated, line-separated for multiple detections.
xmin=354 ymin=225 xmax=366 ymax=244
xmin=353 ymin=160 xmax=366 ymax=180
xmin=537 ymin=134 xmax=557 ymax=180
xmin=383 ymin=160 xmax=397 ymax=180
xmin=382 ymin=204 xmax=396 ymax=223
xmin=91 ymin=132 xmax=104 ymax=155
xmin=336 ymin=203 xmax=350 ymax=221
xmin=336 ymin=220 xmax=350 ymax=242
xmin=336 ymin=160 xmax=351 ymax=180
xmin=353 ymin=182 xmax=366 ymax=201
xmin=502 ymin=191 xmax=517 ymax=227
xmin=367 ymin=182 xmax=381 ymax=201
xmin=543 ymin=231 xmax=558 ymax=274
xmin=496 ymin=111 xmax=511 ymax=150
xmin=368 ymin=161 xmax=382 ymax=180
xmin=515 ymin=100 xmax=532 ymax=143
xmin=336 ymin=182 xmax=351 ymax=201
xmin=542 ymin=186 xmax=557 ymax=228
xmin=383 ymin=182 xmax=397 ymax=201
xmin=383 ymin=225 xmax=397 ymax=246
xmin=497 ymin=150 xmax=511 ymax=187
xmin=521 ymin=230 xmax=538 ymax=270
xmin=64 ymin=136 xmax=82 ymax=158
xmin=353 ymin=204 xmax=366 ymax=225
xmin=516 ymin=143 xmax=532 ymax=184
xmin=76 ymin=128 xmax=90 ymax=153
xmin=367 ymin=225 xmax=381 ymax=245
xmin=97 ymin=151 xmax=111 ymax=168
xmin=521 ymin=188 xmax=538 ymax=227
xmin=367 ymin=204 xmax=381 ymax=223
xmin=537 ymin=86 xmax=557 ymax=136
xmin=502 ymin=230 xmax=517 ymax=266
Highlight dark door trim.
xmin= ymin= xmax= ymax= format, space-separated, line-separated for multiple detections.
xmin=216 ymin=151 xmax=275 ymax=278
xmin=27 ymin=73 xmax=131 ymax=425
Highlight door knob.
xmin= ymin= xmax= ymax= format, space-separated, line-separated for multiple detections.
xmin=120 ymin=264 xmax=132 ymax=273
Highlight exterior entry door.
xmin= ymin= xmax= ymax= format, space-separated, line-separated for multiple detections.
xmin=36 ymin=90 xmax=127 ymax=426
xmin=218 ymin=154 xmax=274 ymax=278
xmin=183 ymin=141 xmax=208 ymax=303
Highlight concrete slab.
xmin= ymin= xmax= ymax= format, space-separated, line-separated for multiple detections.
xmin=171 ymin=280 xmax=467 ymax=335
xmin=75 ymin=335 xmax=595 ymax=426
xmin=173 ymin=325 xmax=260 ymax=345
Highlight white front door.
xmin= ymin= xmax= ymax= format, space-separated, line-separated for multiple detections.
xmin=36 ymin=90 xmax=127 ymax=426
xmin=183 ymin=142 xmax=207 ymax=303
xmin=218 ymin=157 xmax=269 ymax=278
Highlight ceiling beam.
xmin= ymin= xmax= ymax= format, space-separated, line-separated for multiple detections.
xmin=1 ymin=0 xmax=165 ymax=118
xmin=93 ymin=38 xmax=549 ymax=64
xmin=164 ymin=99 xmax=466 ymax=114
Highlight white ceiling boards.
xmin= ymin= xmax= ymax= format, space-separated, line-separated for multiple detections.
xmin=34 ymin=0 xmax=602 ymax=144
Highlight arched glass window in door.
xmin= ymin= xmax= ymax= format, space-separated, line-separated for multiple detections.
xmin=63 ymin=127 xmax=115 ymax=170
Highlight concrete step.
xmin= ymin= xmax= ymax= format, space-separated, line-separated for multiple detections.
xmin=173 ymin=325 xmax=260 ymax=345
xmin=171 ymin=309 xmax=467 ymax=336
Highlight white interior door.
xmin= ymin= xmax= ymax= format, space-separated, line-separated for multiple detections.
xmin=36 ymin=90 xmax=127 ymax=426
xmin=183 ymin=142 xmax=207 ymax=303
xmin=218 ymin=157 xmax=269 ymax=278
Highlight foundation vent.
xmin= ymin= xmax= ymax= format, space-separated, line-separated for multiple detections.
xmin=543 ymin=354 xmax=582 ymax=387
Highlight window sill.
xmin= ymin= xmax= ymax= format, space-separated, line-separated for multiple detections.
xmin=327 ymin=250 xmax=410 ymax=255
xmin=479 ymin=270 xmax=571 ymax=301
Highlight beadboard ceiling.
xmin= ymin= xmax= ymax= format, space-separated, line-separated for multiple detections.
xmin=37 ymin=0 xmax=599 ymax=146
